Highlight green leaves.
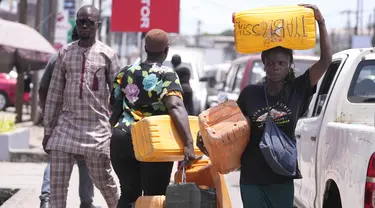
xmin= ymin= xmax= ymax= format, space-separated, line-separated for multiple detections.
xmin=127 ymin=76 xmax=133 ymax=84
xmin=163 ymin=81 xmax=172 ymax=87
xmin=142 ymin=71 xmax=148 ymax=77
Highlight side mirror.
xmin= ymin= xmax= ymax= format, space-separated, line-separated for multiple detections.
xmin=199 ymin=77 xmax=208 ymax=82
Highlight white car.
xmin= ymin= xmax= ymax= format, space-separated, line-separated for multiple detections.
xmin=294 ymin=47 xmax=375 ymax=208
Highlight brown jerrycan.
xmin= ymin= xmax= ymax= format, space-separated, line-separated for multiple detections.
xmin=199 ymin=100 xmax=250 ymax=174
xmin=174 ymin=158 xmax=232 ymax=208
xmin=174 ymin=158 xmax=214 ymax=187
xmin=135 ymin=195 xmax=166 ymax=208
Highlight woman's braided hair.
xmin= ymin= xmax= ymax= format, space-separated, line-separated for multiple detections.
xmin=261 ymin=46 xmax=296 ymax=83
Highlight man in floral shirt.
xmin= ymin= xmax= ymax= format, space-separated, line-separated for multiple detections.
xmin=109 ymin=29 xmax=196 ymax=207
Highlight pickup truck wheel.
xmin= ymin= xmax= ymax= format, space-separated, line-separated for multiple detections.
xmin=323 ymin=182 xmax=342 ymax=208
xmin=0 ymin=91 xmax=9 ymax=111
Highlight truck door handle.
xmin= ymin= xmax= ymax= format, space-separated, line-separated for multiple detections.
xmin=296 ymin=135 xmax=301 ymax=139
xmin=311 ymin=136 xmax=317 ymax=141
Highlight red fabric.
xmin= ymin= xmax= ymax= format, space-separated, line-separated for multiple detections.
xmin=23 ymin=92 xmax=30 ymax=103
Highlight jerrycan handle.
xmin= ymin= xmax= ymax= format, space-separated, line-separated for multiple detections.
xmin=178 ymin=160 xmax=187 ymax=183
xmin=178 ymin=156 xmax=203 ymax=183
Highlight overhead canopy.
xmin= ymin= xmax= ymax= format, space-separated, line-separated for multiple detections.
xmin=0 ymin=18 xmax=56 ymax=73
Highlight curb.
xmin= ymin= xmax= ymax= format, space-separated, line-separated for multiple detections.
xmin=9 ymin=149 xmax=48 ymax=163
xmin=1 ymin=188 xmax=36 ymax=208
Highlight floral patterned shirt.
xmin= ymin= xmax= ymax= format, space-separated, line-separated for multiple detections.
xmin=109 ymin=62 xmax=183 ymax=131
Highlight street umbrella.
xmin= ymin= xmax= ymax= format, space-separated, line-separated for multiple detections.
xmin=0 ymin=18 xmax=56 ymax=73
xmin=0 ymin=18 xmax=56 ymax=123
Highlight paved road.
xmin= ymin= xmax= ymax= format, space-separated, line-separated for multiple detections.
xmin=0 ymin=162 xmax=243 ymax=207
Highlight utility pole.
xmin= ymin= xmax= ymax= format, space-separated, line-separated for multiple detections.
xmin=330 ymin=29 xmax=336 ymax=53
xmin=106 ymin=17 xmax=112 ymax=46
xmin=368 ymin=14 xmax=372 ymax=36
xmin=195 ymin=20 xmax=201 ymax=48
xmin=31 ymin=0 xmax=43 ymax=123
xmin=341 ymin=10 xmax=353 ymax=49
xmin=355 ymin=0 xmax=364 ymax=35
xmin=354 ymin=0 xmax=361 ymax=35
xmin=98 ymin=0 xmax=102 ymax=41
xmin=15 ymin=0 xmax=27 ymax=123
xmin=47 ymin=0 xmax=57 ymax=44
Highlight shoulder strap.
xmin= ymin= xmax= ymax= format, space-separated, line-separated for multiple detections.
xmin=263 ymin=85 xmax=271 ymax=114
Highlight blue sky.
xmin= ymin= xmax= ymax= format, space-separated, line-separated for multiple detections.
xmin=78 ymin=0 xmax=375 ymax=35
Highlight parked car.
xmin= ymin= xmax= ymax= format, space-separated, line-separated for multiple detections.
xmin=0 ymin=72 xmax=17 ymax=111
xmin=207 ymin=54 xmax=319 ymax=107
xmin=293 ymin=47 xmax=375 ymax=208
xmin=204 ymin=63 xmax=231 ymax=109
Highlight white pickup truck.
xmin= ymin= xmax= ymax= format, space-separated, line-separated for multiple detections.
xmin=294 ymin=47 xmax=375 ymax=208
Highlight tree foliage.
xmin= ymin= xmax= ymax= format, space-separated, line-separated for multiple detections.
xmin=220 ymin=29 xmax=234 ymax=36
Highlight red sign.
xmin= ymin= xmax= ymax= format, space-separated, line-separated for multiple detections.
xmin=111 ymin=0 xmax=180 ymax=33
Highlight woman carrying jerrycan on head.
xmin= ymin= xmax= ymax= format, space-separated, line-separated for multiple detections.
xmin=197 ymin=4 xmax=332 ymax=208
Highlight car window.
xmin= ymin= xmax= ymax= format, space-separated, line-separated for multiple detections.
xmin=233 ymin=63 xmax=247 ymax=92
xmin=224 ymin=64 xmax=238 ymax=92
xmin=348 ymin=60 xmax=375 ymax=103
xmin=249 ymin=61 xmax=266 ymax=85
xmin=312 ymin=60 xmax=342 ymax=117
xmin=163 ymin=61 xmax=194 ymax=79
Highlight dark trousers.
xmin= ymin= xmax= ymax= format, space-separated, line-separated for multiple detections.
xmin=240 ymin=181 xmax=294 ymax=208
xmin=110 ymin=126 xmax=174 ymax=208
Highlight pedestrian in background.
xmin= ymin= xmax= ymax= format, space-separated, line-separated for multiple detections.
xmin=171 ymin=54 xmax=182 ymax=70
xmin=175 ymin=66 xmax=194 ymax=115
xmin=38 ymin=26 xmax=95 ymax=208
xmin=43 ymin=5 xmax=120 ymax=208
xmin=23 ymin=70 xmax=32 ymax=114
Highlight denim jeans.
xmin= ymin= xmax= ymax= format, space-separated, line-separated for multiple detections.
xmin=39 ymin=157 xmax=94 ymax=203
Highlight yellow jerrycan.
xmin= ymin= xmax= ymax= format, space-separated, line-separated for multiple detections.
xmin=131 ymin=115 xmax=204 ymax=162
xmin=233 ymin=5 xmax=317 ymax=54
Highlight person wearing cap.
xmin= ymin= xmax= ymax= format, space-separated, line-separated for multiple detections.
xmin=109 ymin=28 xmax=196 ymax=207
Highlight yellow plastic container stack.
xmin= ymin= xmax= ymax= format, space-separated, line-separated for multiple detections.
xmin=233 ymin=5 xmax=316 ymax=54
xmin=131 ymin=115 xmax=204 ymax=162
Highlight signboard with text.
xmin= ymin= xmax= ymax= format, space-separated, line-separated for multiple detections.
xmin=111 ymin=0 xmax=180 ymax=33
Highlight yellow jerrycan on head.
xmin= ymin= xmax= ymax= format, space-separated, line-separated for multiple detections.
xmin=233 ymin=5 xmax=317 ymax=54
